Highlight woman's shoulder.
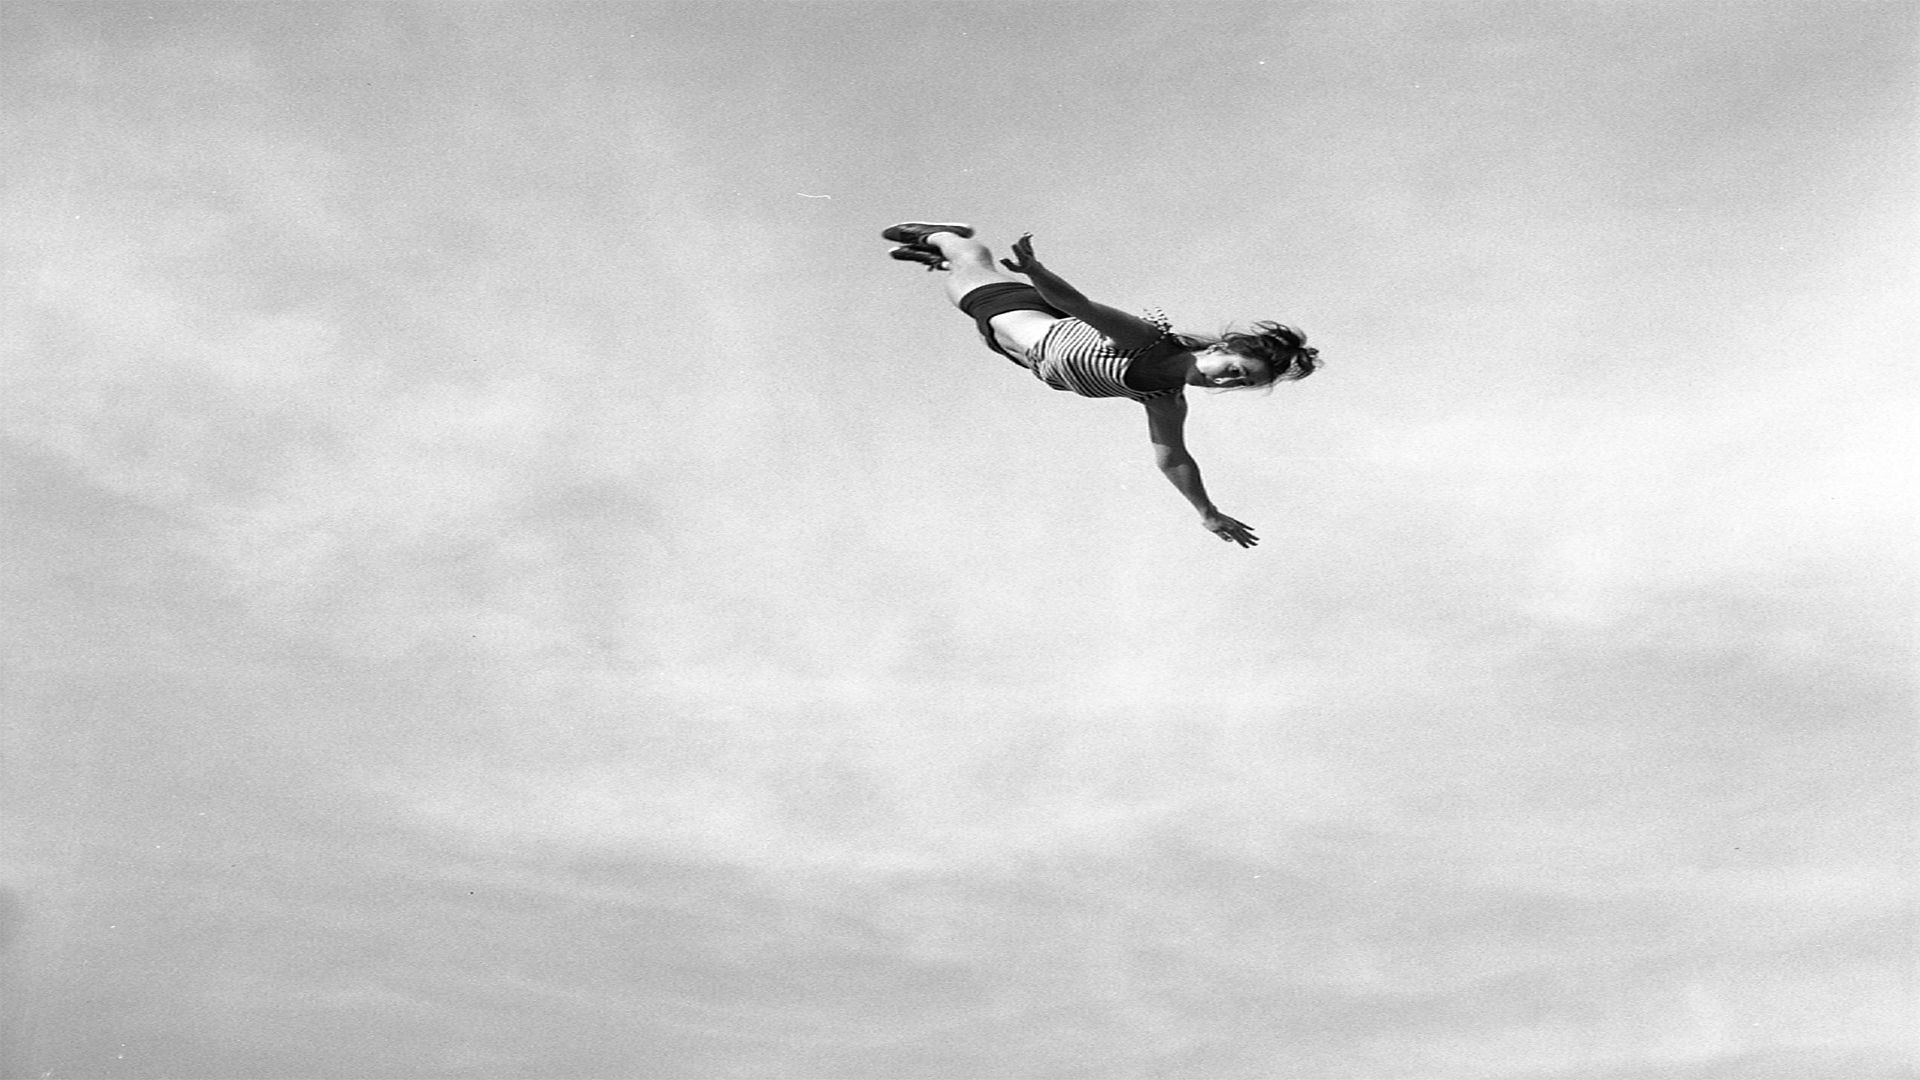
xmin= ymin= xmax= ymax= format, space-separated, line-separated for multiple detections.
xmin=1141 ymin=323 xmax=1191 ymax=361
xmin=1120 ymin=306 xmax=1177 ymax=356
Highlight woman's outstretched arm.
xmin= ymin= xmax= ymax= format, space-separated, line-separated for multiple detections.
xmin=1000 ymin=234 xmax=1165 ymax=353
xmin=1143 ymin=394 xmax=1260 ymax=548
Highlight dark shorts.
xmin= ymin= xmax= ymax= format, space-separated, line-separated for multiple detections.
xmin=957 ymin=282 xmax=1066 ymax=362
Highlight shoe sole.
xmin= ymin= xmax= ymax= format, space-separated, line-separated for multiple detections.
xmin=882 ymin=222 xmax=975 ymax=244
xmin=888 ymin=246 xmax=949 ymax=270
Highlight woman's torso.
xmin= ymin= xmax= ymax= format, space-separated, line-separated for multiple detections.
xmin=1024 ymin=310 xmax=1185 ymax=401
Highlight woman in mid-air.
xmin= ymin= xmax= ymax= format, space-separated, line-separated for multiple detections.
xmin=883 ymin=222 xmax=1319 ymax=549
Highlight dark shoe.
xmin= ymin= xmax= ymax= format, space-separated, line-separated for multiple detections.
xmin=889 ymin=245 xmax=948 ymax=271
xmin=882 ymin=221 xmax=975 ymax=246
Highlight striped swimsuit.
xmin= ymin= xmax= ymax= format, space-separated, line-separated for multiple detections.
xmin=1023 ymin=307 xmax=1182 ymax=403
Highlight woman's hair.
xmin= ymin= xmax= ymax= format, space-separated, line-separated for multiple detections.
xmin=1176 ymin=321 xmax=1321 ymax=389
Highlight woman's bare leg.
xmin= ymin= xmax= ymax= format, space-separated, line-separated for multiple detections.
xmin=908 ymin=230 xmax=1057 ymax=357
xmin=925 ymin=232 xmax=1021 ymax=306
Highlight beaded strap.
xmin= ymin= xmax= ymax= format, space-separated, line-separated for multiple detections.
xmin=1126 ymin=307 xmax=1175 ymax=356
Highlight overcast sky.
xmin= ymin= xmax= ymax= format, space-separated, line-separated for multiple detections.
xmin=2 ymin=3 xmax=1913 ymax=1078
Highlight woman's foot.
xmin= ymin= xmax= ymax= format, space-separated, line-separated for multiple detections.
xmin=882 ymin=222 xmax=975 ymax=247
xmin=889 ymin=245 xmax=949 ymax=271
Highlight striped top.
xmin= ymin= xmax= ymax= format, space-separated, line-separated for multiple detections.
xmin=1022 ymin=307 xmax=1183 ymax=402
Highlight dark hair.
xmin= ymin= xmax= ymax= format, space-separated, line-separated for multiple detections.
xmin=1176 ymin=321 xmax=1321 ymax=388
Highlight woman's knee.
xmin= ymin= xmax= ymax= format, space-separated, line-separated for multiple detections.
xmin=933 ymin=234 xmax=995 ymax=266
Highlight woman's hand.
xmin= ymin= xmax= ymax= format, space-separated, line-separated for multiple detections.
xmin=998 ymin=233 xmax=1042 ymax=275
xmin=1201 ymin=511 xmax=1259 ymax=548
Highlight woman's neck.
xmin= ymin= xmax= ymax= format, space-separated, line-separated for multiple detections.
xmin=1125 ymin=344 xmax=1196 ymax=391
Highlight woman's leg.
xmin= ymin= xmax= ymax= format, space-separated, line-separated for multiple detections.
xmin=916 ymin=230 xmax=1060 ymax=358
xmin=926 ymin=232 xmax=1020 ymax=306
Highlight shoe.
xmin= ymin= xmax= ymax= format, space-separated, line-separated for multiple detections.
xmin=882 ymin=221 xmax=975 ymax=246
xmin=889 ymin=245 xmax=948 ymax=271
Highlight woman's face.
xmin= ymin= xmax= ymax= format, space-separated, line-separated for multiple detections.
xmin=1191 ymin=344 xmax=1271 ymax=388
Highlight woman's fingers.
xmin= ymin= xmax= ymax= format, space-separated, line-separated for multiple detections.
xmin=1212 ymin=519 xmax=1259 ymax=548
xmin=999 ymin=235 xmax=1039 ymax=275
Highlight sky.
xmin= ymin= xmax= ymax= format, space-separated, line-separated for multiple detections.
xmin=1 ymin=2 xmax=1913 ymax=1078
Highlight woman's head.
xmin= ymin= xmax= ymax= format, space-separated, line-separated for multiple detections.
xmin=1185 ymin=321 xmax=1319 ymax=390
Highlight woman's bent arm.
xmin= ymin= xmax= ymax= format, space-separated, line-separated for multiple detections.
xmin=1002 ymin=234 xmax=1165 ymax=352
